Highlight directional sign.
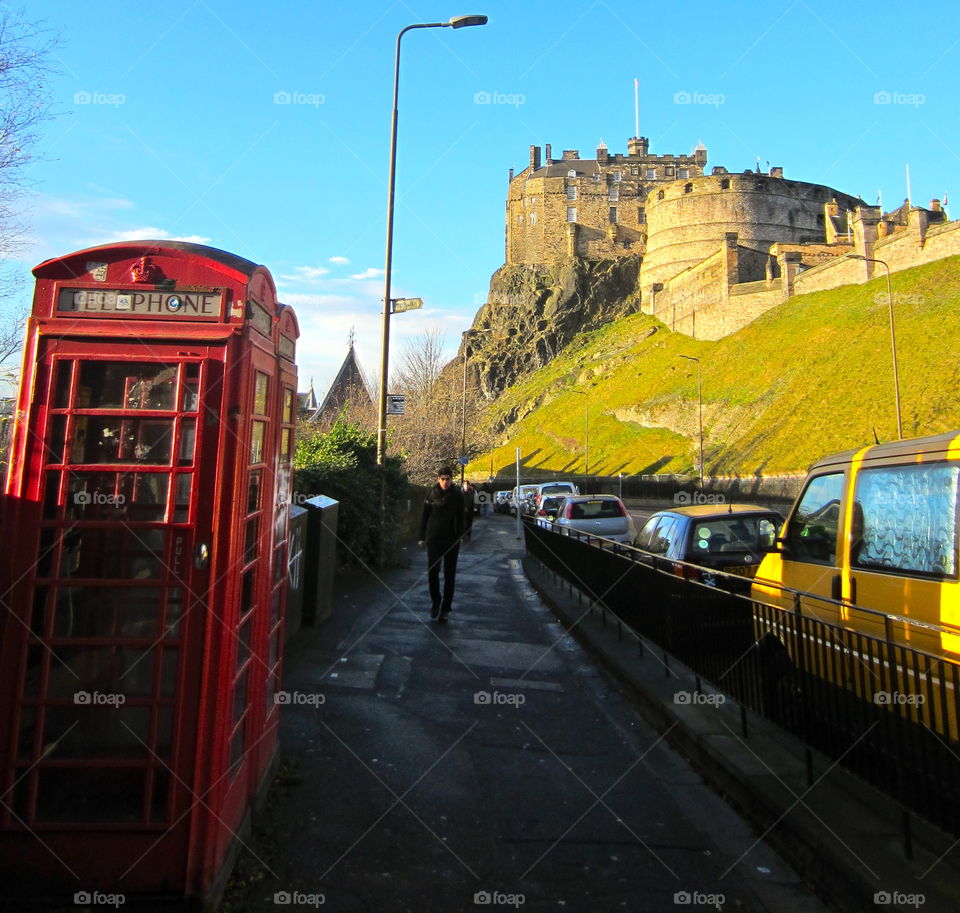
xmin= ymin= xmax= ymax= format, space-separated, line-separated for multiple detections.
xmin=392 ymin=297 xmax=423 ymax=314
xmin=386 ymin=394 xmax=406 ymax=415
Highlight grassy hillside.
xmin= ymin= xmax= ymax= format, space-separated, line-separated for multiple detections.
xmin=474 ymin=255 xmax=960 ymax=479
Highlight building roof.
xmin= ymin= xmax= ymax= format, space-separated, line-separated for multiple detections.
xmin=312 ymin=342 xmax=372 ymax=423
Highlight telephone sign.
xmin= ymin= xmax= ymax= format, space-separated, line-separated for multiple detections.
xmin=387 ymin=394 xmax=406 ymax=414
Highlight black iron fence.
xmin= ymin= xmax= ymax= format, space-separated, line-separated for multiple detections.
xmin=523 ymin=519 xmax=960 ymax=838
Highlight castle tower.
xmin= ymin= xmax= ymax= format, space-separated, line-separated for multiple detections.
xmin=505 ymin=136 xmax=707 ymax=264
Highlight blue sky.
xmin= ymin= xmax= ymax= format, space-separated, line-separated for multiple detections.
xmin=12 ymin=0 xmax=960 ymax=395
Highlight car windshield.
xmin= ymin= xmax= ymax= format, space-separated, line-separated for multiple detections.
xmin=688 ymin=515 xmax=780 ymax=556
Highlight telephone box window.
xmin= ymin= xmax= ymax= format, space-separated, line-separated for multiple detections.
xmin=78 ymin=362 xmax=178 ymax=410
xmin=248 ymin=470 xmax=262 ymax=512
xmin=251 ymin=421 xmax=265 ymax=463
xmin=53 ymin=360 xmax=73 ymax=408
xmin=254 ymin=371 xmax=269 ymax=415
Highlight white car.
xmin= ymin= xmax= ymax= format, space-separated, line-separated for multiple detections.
xmin=552 ymin=495 xmax=637 ymax=544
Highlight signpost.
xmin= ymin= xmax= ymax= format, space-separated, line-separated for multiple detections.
xmin=391 ymin=297 xmax=423 ymax=314
xmin=386 ymin=394 xmax=406 ymax=414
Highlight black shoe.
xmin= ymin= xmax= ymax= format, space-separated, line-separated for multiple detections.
xmin=438 ymin=613 xmax=448 ymax=623
xmin=430 ymin=602 xmax=441 ymax=619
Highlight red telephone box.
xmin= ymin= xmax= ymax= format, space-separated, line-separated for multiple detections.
xmin=0 ymin=241 xmax=299 ymax=905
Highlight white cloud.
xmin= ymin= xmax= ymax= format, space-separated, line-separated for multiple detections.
xmin=329 ymin=255 xmax=350 ymax=265
xmin=280 ymin=265 xmax=330 ymax=283
xmin=350 ymin=267 xmax=384 ymax=281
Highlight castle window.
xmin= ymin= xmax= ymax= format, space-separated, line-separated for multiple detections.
xmin=637 ymin=209 xmax=646 ymax=224
xmin=566 ymin=207 xmax=577 ymax=222
xmin=566 ymin=184 xmax=577 ymax=200
xmin=646 ymin=168 xmax=656 ymax=180
xmin=657 ymin=190 xmax=665 ymax=200
xmin=614 ymin=170 xmax=622 ymax=182
xmin=665 ymin=166 xmax=675 ymax=177
xmin=567 ymin=170 xmax=576 ymax=178
xmin=720 ymin=178 xmax=730 ymax=190
xmin=678 ymin=168 xmax=690 ymax=179
xmin=517 ymin=214 xmax=524 ymax=224
xmin=530 ymin=212 xmax=537 ymax=225
xmin=684 ymin=183 xmax=693 ymax=193
xmin=631 ymin=166 xmax=639 ymax=176
xmin=609 ymin=206 xmax=618 ymax=223
xmin=530 ymin=196 xmax=537 ymax=205
xmin=609 ymin=185 xmax=619 ymax=202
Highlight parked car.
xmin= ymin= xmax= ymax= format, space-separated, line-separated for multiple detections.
xmin=493 ymin=490 xmax=513 ymax=514
xmin=531 ymin=481 xmax=579 ymax=509
xmin=510 ymin=484 xmax=540 ymax=516
xmin=533 ymin=495 xmax=567 ymax=528
xmin=634 ymin=504 xmax=784 ymax=587
xmin=552 ymin=494 xmax=638 ymax=544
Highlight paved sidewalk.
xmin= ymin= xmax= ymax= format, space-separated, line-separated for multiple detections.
xmin=235 ymin=513 xmax=828 ymax=913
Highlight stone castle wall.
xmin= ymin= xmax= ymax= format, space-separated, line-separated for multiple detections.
xmin=501 ymin=138 xmax=958 ymax=345
xmin=506 ymin=138 xmax=707 ymax=265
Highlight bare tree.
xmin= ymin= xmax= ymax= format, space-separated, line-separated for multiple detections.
xmin=0 ymin=9 xmax=58 ymax=372
xmin=388 ymin=330 xmax=462 ymax=482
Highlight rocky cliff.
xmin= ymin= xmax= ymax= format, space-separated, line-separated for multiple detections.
xmin=455 ymin=256 xmax=642 ymax=400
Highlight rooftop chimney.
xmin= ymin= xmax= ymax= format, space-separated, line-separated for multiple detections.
xmin=529 ymin=145 xmax=541 ymax=171
xmin=562 ymin=149 xmax=580 ymax=160
xmin=545 ymin=143 xmax=552 ymax=163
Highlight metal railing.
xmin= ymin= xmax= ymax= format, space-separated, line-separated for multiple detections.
xmin=523 ymin=519 xmax=960 ymax=838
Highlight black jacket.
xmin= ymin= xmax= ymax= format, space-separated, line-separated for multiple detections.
xmin=419 ymin=483 xmax=465 ymax=542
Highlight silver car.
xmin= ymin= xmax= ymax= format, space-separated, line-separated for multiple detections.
xmin=552 ymin=495 xmax=637 ymax=544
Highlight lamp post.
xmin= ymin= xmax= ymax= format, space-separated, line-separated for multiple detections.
xmin=569 ymin=389 xmax=589 ymax=491
xmin=460 ymin=328 xmax=492 ymax=486
xmin=679 ymin=355 xmax=703 ymax=489
xmin=376 ymin=14 xmax=488 ymax=468
xmin=847 ymin=253 xmax=903 ymax=440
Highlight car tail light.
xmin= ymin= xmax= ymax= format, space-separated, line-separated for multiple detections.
xmin=617 ymin=501 xmax=628 ymax=517
xmin=536 ymin=508 xmax=546 ymax=516
xmin=564 ymin=503 xmax=574 ymax=519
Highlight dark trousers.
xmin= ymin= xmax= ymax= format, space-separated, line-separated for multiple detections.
xmin=427 ymin=538 xmax=460 ymax=612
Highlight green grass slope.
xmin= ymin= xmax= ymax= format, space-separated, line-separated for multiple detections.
xmin=476 ymin=255 xmax=960 ymax=479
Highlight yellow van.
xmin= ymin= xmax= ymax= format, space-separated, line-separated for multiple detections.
xmin=753 ymin=430 xmax=960 ymax=660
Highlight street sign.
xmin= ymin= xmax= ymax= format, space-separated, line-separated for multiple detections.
xmin=386 ymin=394 xmax=406 ymax=414
xmin=458 ymin=455 xmax=469 ymax=466
xmin=392 ymin=297 xmax=423 ymax=314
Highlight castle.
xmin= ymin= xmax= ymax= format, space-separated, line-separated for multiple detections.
xmin=506 ymin=137 xmax=958 ymax=339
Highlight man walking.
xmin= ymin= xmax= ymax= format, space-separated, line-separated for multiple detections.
xmin=418 ymin=467 xmax=465 ymax=622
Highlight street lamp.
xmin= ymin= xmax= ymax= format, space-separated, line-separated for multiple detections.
xmin=569 ymin=389 xmax=589 ymax=491
xmin=679 ymin=355 xmax=703 ymax=489
xmin=847 ymin=253 xmax=903 ymax=440
xmin=376 ymin=14 xmax=488 ymax=467
xmin=460 ymin=328 xmax=492 ymax=485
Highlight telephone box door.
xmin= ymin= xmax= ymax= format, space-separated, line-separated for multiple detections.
xmin=1 ymin=338 xmax=225 ymax=890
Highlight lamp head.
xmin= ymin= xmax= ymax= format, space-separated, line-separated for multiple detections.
xmin=448 ymin=14 xmax=488 ymax=28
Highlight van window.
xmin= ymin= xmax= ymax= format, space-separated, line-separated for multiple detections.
xmin=852 ymin=462 xmax=959 ymax=578
xmin=784 ymin=473 xmax=843 ymax=563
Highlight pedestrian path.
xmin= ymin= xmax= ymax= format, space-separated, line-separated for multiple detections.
xmin=234 ymin=514 xmax=827 ymax=913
